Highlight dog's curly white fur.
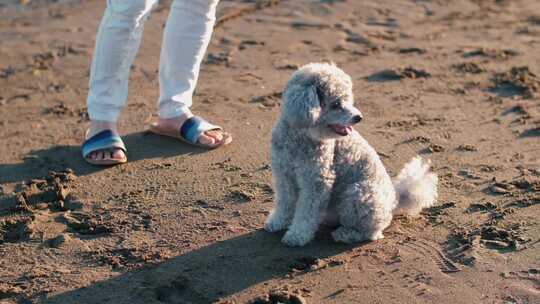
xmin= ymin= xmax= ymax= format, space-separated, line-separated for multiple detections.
xmin=264 ymin=63 xmax=438 ymax=247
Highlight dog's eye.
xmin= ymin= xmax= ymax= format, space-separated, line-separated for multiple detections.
xmin=331 ymin=101 xmax=342 ymax=110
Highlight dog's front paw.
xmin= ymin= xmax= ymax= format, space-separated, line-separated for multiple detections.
xmin=281 ymin=229 xmax=313 ymax=247
xmin=264 ymin=212 xmax=289 ymax=233
xmin=369 ymin=231 xmax=384 ymax=241
xmin=264 ymin=214 xmax=287 ymax=232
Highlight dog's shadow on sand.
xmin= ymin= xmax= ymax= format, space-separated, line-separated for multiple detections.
xmin=0 ymin=131 xmax=205 ymax=184
xmin=44 ymin=230 xmax=359 ymax=304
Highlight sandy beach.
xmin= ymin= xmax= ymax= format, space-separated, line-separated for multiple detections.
xmin=0 ymin=0 xmax=539 ymax=303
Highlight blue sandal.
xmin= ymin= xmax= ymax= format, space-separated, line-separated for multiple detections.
xmin=149 ymin=116 xmax=232 ymax=149
xmin=82 ymin=130 xmax=127 ymax=165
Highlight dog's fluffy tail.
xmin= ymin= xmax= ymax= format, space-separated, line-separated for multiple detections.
xmin=393 ymin=156 xmax=438 ymax=216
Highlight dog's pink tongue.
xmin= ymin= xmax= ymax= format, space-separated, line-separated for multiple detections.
xmin=331 ymin=124 xmax=352 ymax=136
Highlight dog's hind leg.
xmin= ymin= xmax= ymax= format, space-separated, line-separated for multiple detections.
xmin=331 ymin=226 xmax=379 ymax=244
xmin=332 ymin=182 xmax=393 ymax=243
xmin=264 ymin=168 xmax=298 ymax=232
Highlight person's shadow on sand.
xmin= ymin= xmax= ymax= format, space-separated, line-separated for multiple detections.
xmin=0 ymin=131 xmax=206 ymax=184
xmin=43 ymin=230 xmax=360 ymax=304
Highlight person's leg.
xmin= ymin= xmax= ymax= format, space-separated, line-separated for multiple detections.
xmin=86 ymin=0 xmax=158 ymax=162
xmin=155 ymin=0 xmax=227 ymax=146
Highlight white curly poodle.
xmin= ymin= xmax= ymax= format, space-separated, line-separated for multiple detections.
xmin=264 ymin=63 xmax=438 ymax=247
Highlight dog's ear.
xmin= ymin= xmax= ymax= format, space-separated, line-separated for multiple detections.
xmin=281 ymin=83 xmax=321 ymax=127
xmin=315 ymin=85 xmax=325 ymax=107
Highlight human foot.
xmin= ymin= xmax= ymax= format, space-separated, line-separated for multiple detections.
xmin=150 ymin=113 xmax=232 ymax=148
xmin=83 ymin=121 xmax=127 ymax=164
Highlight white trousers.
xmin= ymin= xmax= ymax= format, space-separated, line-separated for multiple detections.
xmin=87 ymin=0 xmax=220 ymax=122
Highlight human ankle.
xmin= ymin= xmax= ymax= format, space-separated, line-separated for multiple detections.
xmin=89 ymin=120 xmax=118 ymax=136
xmin=158 ymin=112 xmax=192 ymax=127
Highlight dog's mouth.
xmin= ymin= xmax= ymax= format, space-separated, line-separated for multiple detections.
xmin=328 ymin=124 xmax=353 ymax=136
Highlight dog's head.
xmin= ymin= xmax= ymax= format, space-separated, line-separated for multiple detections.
xmin=281 ymin=62 xmax=363 ymax=140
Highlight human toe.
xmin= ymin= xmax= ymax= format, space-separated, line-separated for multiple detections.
xmin=205 ymin=129 xmax=224 ymax=142
xmin=111 ymin=149 xmax=125 ymax=160
xmin=198 ymin=133 xmax=218 ymax=145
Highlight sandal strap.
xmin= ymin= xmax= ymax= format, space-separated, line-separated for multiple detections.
xmin=180 ymin=116 xmax=222 ymax=144
xmin=82 ymin=130 xmax=126 ymax=158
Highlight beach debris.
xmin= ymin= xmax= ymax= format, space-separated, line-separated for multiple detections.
xmin=368 ymin=66 xmax=431 ymax=81
xmin=397 ymin=47 xmax=426 ymax=54
xmin=453 ymin=62 xmax=485 ymax=74
xmin=492 ymin=66 xmax=540 ymax=98
xmin=249 ymin=91 xmax=282 ymax=107
xmin=249 ymin=291 xmax=307 ymax=304
xmin=0 ymin=216 xmax=35 ymax=243
xmin=463 ymin=48 xmax=519 ymax=59
xmin=466 ymin=201 xmax=497 ymax=213
xmin=456 ymin=144 xmax=478 ymax=152
xmin=206 ymin=52 xmax=233 ymax=66
xmin=426 ymin=144 xmax=445 ymax=153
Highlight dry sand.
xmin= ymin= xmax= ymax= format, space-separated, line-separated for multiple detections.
xmin=0 ymin=0 xmax=539 ymax=303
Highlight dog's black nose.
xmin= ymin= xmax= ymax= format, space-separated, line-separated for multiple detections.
xmin=351 ymin=115 xmax=363 ymax=124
